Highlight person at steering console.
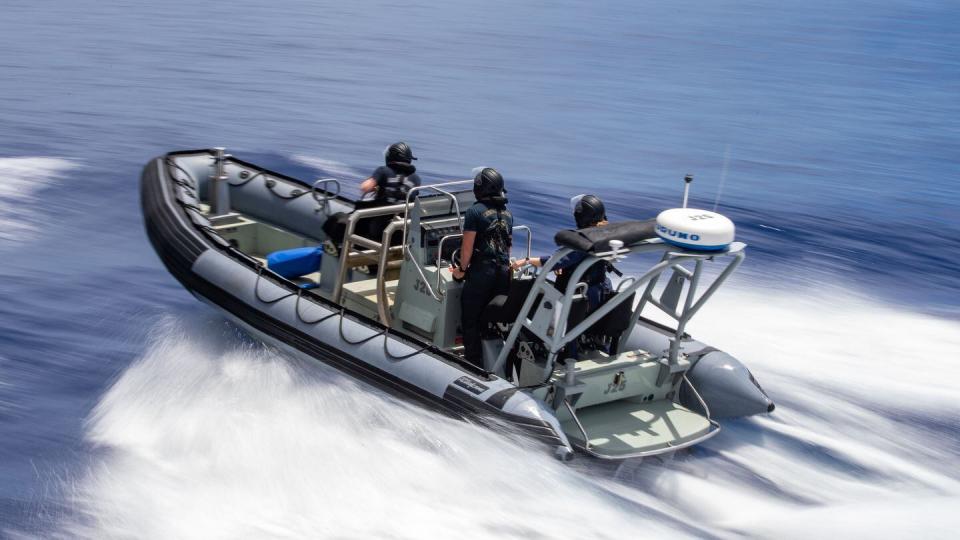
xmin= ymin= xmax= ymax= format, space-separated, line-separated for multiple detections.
xmin=511 ymin=194 xmax=613 ymax=309
xmin=452 ymin=167 xmax=513 ymax=368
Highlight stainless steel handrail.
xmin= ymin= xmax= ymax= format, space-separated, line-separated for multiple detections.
xmin=563 ymin=399 xmax=591 ymax=450
xmin=430 ymin=224 xmax=533 ymax=295
xmin=435 ymin=233 xmax=463 ymax=293
xmin=398 ymin=180 xmax=474 ymax=301
xmin=512 ymin=225 xmax=533 ymax=262
xmin=436 ymin=233 xmax=463 ymax=269
xmin=332 ymin=181 xmax=473 ymax=305
xmin=400 ymin=180 xmax=473 ymax=247
xmin=376 ymin=217 xmax=409 ymax=324
xmin=311 ymin=178 xmax=341 ymax=209
xmin=331 ymin=201 xmax=410 ymax=303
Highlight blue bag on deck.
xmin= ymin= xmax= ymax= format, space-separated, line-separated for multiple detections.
xmin=266 ymin=247 xmax=323 ymax=279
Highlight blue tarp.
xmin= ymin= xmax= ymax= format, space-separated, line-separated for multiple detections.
xmin=267 ymin=247 xmax=322 ymax=279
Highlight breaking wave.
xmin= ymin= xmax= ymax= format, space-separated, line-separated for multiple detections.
xmin=0 ymin=157 xmax=76 ymax=243
xmin=58 ymin=286 xmax=960 ymax=539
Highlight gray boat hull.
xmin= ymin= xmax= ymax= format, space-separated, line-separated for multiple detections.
xmin=621 ymin=321 xmax=774 ymax=417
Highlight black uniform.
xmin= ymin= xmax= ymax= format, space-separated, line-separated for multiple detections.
xmin=370 ymin=163 xmax=421 ymax=205
xmin=321 ymin=163 xmax=421 ymax=249
xmin=460 ymin=200 xmax=513 ymax=367
xmin=362 ymin=162 xmax=422 ymax=242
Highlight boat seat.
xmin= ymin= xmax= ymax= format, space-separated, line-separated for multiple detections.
xmin=481 ymin=278 xmax=536 ymax=325
xmin=342 ymin=278 xmax=399 ymax=318
xmin=567 ymin=297 xmax=589 ymax=329
xmin=587 ymin=292 xmax=636 ymax=353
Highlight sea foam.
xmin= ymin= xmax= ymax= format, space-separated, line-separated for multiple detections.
xmin=60 ymin=285 xmax=960 ymax=539
xmin=0 ymin=157 xmax=76 ymax=243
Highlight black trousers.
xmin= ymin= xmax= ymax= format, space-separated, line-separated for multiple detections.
xmin=461 ymin=260 xmax=511 ymax=368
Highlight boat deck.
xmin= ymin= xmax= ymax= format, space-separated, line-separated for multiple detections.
xmin=561 ymin=399 xmax=715 ymax=458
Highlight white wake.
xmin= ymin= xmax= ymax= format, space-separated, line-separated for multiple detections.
xmin=60 ymin=286 xmax=960 ymax=539
xmin=0 ymin=157 xmax=76 ymax=243
xmin=292 ymin=155 xmax=366 ymax=199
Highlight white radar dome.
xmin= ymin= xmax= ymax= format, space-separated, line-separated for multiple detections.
xmin=655 ymin=208 xmax=735 ymax=251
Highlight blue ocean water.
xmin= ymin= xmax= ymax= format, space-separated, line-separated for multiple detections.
xmin=1 ymin=0 xmax=958 ymax=537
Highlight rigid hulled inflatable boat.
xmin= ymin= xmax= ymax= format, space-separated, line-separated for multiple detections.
xmin=141 ymin=148 xmax=773 ymax=460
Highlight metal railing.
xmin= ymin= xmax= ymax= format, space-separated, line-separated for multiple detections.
xmin=331 ymin=181 xmax=474 ymax=304
xmin=311 ymin=178 xmax=341 ymax=210
xmin=398 ymin=181 xmax=474 ymax=301
xmin=331 ymin=201 xmax=410 ymax=303
xmin=332 ymin=181 xmax=537 ymax=322
xmin=512 ymin=225 xmax=533 ymax=263
xmin=430 ymin=224 xmax=534 ymax=298
xmin=492 ymin=239 xmax=745 ymax=381
xmin=376 ymin=217 xmax=410 ymax=324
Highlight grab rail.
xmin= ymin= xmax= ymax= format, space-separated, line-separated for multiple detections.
xmin=430 ymin=224 xmax=534 ymax=296
xmin=512 ymin=224 xmax=533 ymax=262
xmin=331 ymin=201 xmax=410 ymax=303
xmin=376 ymin=218 xmax=409 ymax=324
xmin=436 ymin=233 xmax=463 ymax=270
xmin=311 ymin=178 xmax=341 ymax=209
xmin=493 ymin=240 xmax=746 ymax=381
xmin=399 ymin=180 xmax=474 ymax=301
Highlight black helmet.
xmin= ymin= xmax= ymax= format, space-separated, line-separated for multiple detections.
xmin=473 ymin=167 xmax=505 ymax=200
xmin=574 ymin=194 xmax=607 ymax=228
xmin=385 ymin=142 xmax=417 ymax=164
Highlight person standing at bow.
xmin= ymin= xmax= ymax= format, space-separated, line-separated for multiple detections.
xmin=452 ymin=167 xmax=513 ymax=368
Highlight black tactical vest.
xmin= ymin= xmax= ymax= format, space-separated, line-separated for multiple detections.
xmin=475 ymin=205 xmax=513 ymax=265
xmin=377 ymin=172 xmax=418 ymax=204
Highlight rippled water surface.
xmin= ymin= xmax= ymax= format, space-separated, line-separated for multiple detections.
xmin=1 ymin=0 xmax=958 ymax=538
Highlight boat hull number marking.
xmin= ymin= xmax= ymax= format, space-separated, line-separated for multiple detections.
xmin=454 ymin=376 xmax=489 ymax=395
xmin=604 ymin=371 xmax=627 ymax=394
xmin=414 ymin=277 xmax=430 ymax=296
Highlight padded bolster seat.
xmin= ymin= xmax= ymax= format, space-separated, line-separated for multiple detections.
xmin=554 ymin=219 xmax=657 ymax=253
xmin=587 ymin=292 xmax=636 ymax=352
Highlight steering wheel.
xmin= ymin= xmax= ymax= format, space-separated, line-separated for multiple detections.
xmin=512 ymin=258 xmax=538 ymax=279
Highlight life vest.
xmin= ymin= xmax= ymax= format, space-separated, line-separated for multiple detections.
xmin=376 ymin=163 xmax=417 ymax=204
xmin=377 ymin=172 xmax=418 ymax=204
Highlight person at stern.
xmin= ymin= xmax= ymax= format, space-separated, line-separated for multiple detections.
xmin=512 ymin=194 xmax=613 ymax=309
